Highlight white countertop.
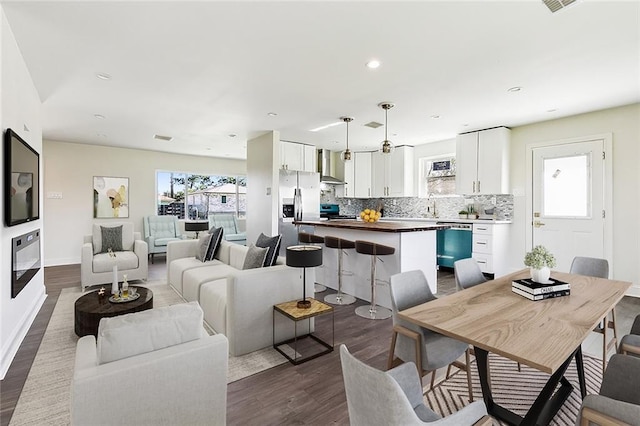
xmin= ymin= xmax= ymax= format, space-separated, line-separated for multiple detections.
xmin=379 ymin=217 xmax=512 ymax=224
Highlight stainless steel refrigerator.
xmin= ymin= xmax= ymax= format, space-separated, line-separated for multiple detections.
xmin=278 ymin=170 xmax=321 ymax=256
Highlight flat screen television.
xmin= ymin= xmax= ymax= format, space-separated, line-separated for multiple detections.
xmin=4 ymin=128 xmax=39 ymax=226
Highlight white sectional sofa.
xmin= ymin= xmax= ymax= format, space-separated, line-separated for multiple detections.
xmin=167 ymin=238 xmax=314 ymax=356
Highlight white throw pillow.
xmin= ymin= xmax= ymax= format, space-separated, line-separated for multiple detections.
xmin=96 ymin=301 xmax=204 ymax=365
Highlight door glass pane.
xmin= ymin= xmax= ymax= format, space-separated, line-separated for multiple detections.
xmin=542 ymin=154 xmax=590 ymax=217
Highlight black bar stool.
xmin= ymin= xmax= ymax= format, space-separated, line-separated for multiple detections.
xmin=354 ymin=240 xmax=395 ymax=320
xmin=298 ymin=232 xmax=327 ymax=292
xmin=323 ymin=236 xmax=357 ymax=305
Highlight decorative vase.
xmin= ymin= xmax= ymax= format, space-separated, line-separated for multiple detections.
xmin=530 ymin=266 xmax=551 ymax=283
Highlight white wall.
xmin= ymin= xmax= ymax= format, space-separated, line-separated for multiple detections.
xmin=509 ymin=103 xmax=640 ymax=294
xmin=246 ymin=131 xmax=280 ymax=245
xmin=43 ymin=140 xmax=245 ymax=265
xmin=0 ymin=7 xmax=46 ymax=379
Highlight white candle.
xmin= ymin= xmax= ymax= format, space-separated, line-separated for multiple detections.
xmin=112 ymin=264 xmax=119 ymax=295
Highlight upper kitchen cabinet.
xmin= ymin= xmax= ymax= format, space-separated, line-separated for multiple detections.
xmin=372 ymin=146 xmax=414 ymax=197
xmin=280 ymin=141 xmax=316 ymax=172
xmin=455 ymin=127 xmax=510 ymax=195
xmin=336 ymin=151 xmax=370 ymax=198
xmin=354 ymin=151 xmax=372 ymax=198
xmin=338 ymin=156 xmax=355 ymax=198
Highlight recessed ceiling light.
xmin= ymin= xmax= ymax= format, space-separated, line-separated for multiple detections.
xmin=310 ymin=121 xmax=342 ymax=132
xmin=94 ymin=114 xmax=105 ymax=119
xmin=366 ymin=59 xmax=381 ymax=69
xmin=97 ymin=133 xmax=107 ymax=138
xmin=547 ymin=108 xmax=558 ymax=113
xmin=153 ymin=134 xmax=174 ymax=142
xmin=430 ymin=115 xmax=440 ymax=119
xmin=96 ymin=72 xmax=111 ymax=80
xmin=462 ymin=124 xmax=469 ymax=127
xmin=507 ymin=86 xmax=522 ymax=92
xmin=229 ymin=134 xmax=237 ymax=138
xmin=267 ymin=112 xmax=278 ymax=117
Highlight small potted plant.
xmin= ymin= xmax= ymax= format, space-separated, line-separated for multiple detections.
xmin=458 ymin=210 xmax=468 ymax=219
xmin=524 ymin=245 xmax=556 ymax=283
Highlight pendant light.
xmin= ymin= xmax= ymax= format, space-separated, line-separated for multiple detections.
xmin=340 ymin=116 xmax=354 ymax=162
xmin=379 ymin=102 xmax=395 ymax=154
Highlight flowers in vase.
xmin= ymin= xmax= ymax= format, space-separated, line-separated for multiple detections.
xmin=524 ymin=245 xmax=556 ymax=269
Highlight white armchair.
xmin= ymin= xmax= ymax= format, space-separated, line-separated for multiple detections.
xmin=81 ymin=222 xmax=148 ymax=291
xmin=71 ymin=302 xmax=228 ymax=426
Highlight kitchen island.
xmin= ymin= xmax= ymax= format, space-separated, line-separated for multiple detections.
xmin=294 ymin=220 xmax=448 ymax=308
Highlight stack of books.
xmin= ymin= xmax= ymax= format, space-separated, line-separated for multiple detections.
xmin=512 ymin=277 xmax=570 ymax=301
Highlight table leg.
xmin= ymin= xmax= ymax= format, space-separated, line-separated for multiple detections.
xmin=574 ymin=346 xmax=587 ymax=399
xmin=474 ymin=346 xmax=579 ymax=426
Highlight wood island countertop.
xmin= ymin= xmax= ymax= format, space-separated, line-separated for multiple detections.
xmin=294 ymin=219 xmax=450 ymax=233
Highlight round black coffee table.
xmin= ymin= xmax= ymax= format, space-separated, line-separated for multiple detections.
xmin=74 ymin=287 xmax=154 ymax=337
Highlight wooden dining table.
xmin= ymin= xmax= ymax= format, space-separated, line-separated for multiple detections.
xmin=398 ymin=269 xmax=631 ymax=426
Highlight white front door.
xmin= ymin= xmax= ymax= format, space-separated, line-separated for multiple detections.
xmin=531 ymin=139 xmax=606 ymax=272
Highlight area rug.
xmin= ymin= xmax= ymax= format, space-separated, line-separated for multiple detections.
xmin=424 ymin=353 xmax=602 ymax=426
xmin=9 ymin=282 xmax=289 ymax=426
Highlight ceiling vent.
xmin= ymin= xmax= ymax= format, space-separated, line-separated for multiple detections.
xmin=364 ymin=121 xmax=383 ymax=129
xmin=153 ymin=134 xmax=174 ymax=142
xmin=542 ymin=0 xmax=577 ymax=13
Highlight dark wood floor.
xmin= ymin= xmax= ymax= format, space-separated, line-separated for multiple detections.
xmin=10 ymin=261 xmax=638 ymax=425
xmin=0 ymin=258 xmax=420 ymax=426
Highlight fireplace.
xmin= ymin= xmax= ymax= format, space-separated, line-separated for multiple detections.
xmin=11 ymin=229 xmax=41 ymax=298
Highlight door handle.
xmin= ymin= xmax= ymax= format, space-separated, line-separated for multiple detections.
xmin=533 ymin=220 xmax=546 ymax=228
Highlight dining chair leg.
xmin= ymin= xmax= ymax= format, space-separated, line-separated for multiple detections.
xmin=430 ymin=370 xmax=436 ymax=389
xmin=465 ymin=348 xmax=474 ymax=402
xmin=445 ymin=364 xmax=452 ymax=379
xmin=388 ymin=330 xmax=398 ymax=370
xmin=602 ymin=313 xmax=608 ymax=374
xmin=517 ymin=362 xmax=521 ymax=372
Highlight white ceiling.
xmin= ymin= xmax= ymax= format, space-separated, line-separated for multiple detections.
xmin=2 ymin=0 xmax=639 ymax=160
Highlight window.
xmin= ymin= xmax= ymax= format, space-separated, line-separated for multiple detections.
xmin=157 ymin=172 xmax=247 ymax=219
xmin=542 ymin=154 xmax=590 ymax=218
xmin=419 ymin=155 xmax=456 ymax=197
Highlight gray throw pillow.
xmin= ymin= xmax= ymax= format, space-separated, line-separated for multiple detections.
xmin=101 ymin=225 xmax=123 ymax=253
xmin=205 ymin=227 xmax=224 ymax=261
xmin=242 ymin=245 xmax=269 ymax=270
xmin=196 ymin=234 xmax=213 ymax=262
xmin=256 ymin=233 xmax=282 ymax=267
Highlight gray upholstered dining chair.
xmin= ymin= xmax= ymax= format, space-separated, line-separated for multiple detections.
xmin=570 ymin=256 xmax=614 ymax=373
xmin=454 ymin=258 xmax=487 ymax=291
xmin=388 ymin=270 xmax=474 ymax=402
xmin=576 ymin=354 xmax=640 ymax=426
xmin=453 ymin=258 xmax=521 ymax=372
xmin=340 ymin=345 xmax=491 ymax=426
xmin=619 ymin=314 xmax=640 ymax=357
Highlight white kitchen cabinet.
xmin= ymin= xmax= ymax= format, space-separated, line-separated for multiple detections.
xmin=354 ymin=152 xmax=372 ymax=198
xmin=303 ymin=144 xmax=317 ymax=173
xmin=471 ymin=223 xmax=510 ymax=277
xmin=456 ymin=127 xmax=510 ymax=195
xmin=339 ymin=156 xmax=355 ymax=198
xmin=280 ymin=142 xmax=316 ymax=172
xmin=372 ymin=146 xmax=414 ymax=197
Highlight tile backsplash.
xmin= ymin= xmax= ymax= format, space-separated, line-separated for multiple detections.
xmin=321 ymin=187 xmax=513 ymax=221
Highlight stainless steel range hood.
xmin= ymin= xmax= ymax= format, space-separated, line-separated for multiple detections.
xmin=317 ymin=149 xmax=344 ymax=185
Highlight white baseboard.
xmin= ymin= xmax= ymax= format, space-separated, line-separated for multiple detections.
xmin=0 ymin=291 xmax=47 ymax=379
xmin=625 ymin=284 xmax=640 ymax=298
xmin=45 ymin=257 xmax=80 ymax=267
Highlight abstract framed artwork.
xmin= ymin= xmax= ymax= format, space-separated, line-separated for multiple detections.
xmin=93 ymin=176 xmax=129 ymax=218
